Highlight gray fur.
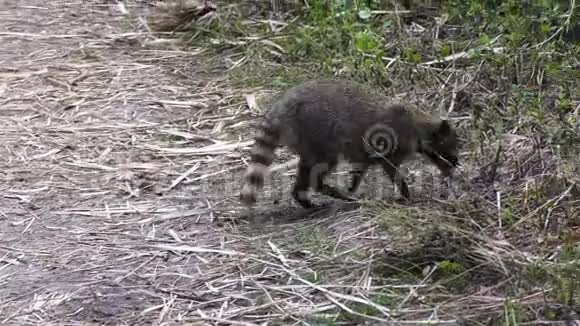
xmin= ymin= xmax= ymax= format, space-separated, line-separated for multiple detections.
xmin=240 ymin=79 xmax=460 ymax=208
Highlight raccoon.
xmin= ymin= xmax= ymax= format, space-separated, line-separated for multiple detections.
xmin=240 ymin=79 xmax=460 ymax=209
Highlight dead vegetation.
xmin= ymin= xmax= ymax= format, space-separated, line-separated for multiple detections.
xmin=0 ymin=0 xmax=579 ymax=325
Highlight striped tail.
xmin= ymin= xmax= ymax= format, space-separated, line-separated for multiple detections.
xmin=240 ymin=119 xmax=280 ymax=207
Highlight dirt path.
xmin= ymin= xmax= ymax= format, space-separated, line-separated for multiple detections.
xmin=0 ymin=2 xmax=259 ymax=324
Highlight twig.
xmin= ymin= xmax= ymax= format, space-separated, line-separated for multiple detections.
xmin=164 ymin=162 xmax=201 ymax=192
xmin=150 ymin=244 xmax=242 ymax=256
xmin=509 ymin=185 xmax=574 ymax=230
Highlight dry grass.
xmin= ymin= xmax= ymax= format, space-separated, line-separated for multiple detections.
xmin=1 ymin=1 xmax=579 ymax=326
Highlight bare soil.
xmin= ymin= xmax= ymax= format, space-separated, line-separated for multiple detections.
xmin=0 ymin=1 xmax=245 ymax=324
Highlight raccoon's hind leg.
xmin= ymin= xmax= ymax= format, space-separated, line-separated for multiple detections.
xmin=292 ymin=159 xmax=316 ymax=209
xmin=292 ymin=158 xmax=355 ymax=209
xmin=313 ymin=160 xmax=356 ymax=202
xmin=380 ymin=160 xmax=410 ymax=200
xmin=348 ymin=163 xmax=369 ymax=193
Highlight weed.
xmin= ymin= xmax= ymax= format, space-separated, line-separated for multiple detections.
xmin=295 ymin=226 xmax=335 ymax=256
xmin=501 ymin=300 xmax=529 ymax=326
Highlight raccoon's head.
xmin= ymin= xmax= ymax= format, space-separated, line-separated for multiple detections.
xmin=422 ymin=119 xmax=460 ymax=177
